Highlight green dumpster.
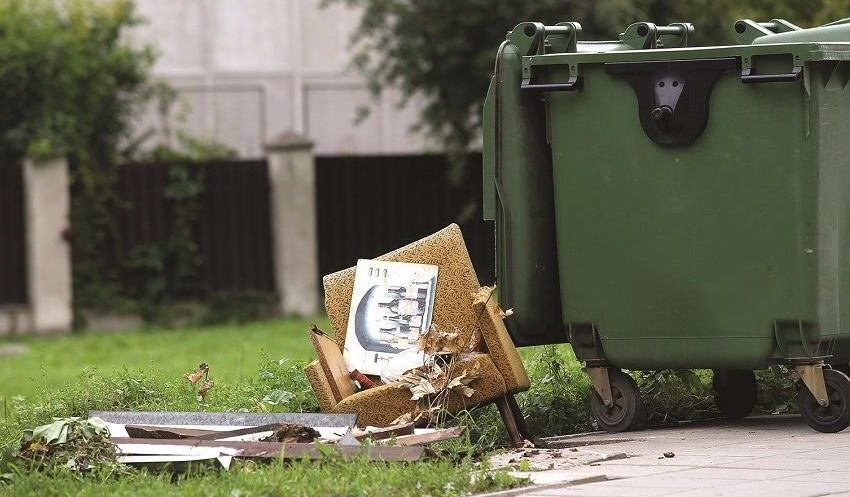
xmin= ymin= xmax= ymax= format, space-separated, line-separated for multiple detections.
xmin=484 ymin=18 xmax=850 ymax=433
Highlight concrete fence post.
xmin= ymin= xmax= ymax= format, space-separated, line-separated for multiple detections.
xmin=265 ymin=132 xmax=320 ymax=316
xmin=23 ymin=157 xmax=73 ymax=333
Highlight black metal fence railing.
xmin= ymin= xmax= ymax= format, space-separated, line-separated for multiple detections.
xmin=0 ymin=163 xmax=28 ymax=304
xmin=315 ymin=153 xmax=494 ymax=284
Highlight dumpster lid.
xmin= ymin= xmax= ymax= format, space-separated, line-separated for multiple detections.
xmin=514 ymin=19 xmax=850 ymax=88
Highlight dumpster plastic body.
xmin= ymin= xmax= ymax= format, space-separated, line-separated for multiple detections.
xmin=484 ymin=19 xmax=850 ymax=432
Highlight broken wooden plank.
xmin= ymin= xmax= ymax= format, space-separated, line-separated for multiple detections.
xmin=91 ymin=411 xmax=357 ymax=428
xmin=125 ymin=425 xmax=219 ymax=439
xmin=186 ymin=423 xmax=283 ymax=441
xmin=388 ymin=426 xmax=466 ymax=446
xmin=111 ymin=438 xmax=426 ymax=461
xmin=351 ymin=423 xmax=415 ymax=441
xmin=118 ymin=454 xmax=233 ymax=470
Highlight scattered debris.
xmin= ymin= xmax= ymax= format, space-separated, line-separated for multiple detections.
xmin=89 ymin=411 xmax=357 ymax=428
xmin=183 ymin=363 xmax=209 ymax=385
xmin=111 ymin=438 xmax=425 ymax=462
xmin=197 ymin=379 xmax=215 ymax=402
xmin=183 ymin=363 xmax=215 ymax=402
xmin=125 ymin=425 xmax=216 ymax=439
xmin=190 ymin=423 xmax=287 ymax=441
xmin=350 ymin=423 xmax=416 ymax=441
xmin=490 ymin=446 xmax=622 ymax=472
xmin=537 ymin=435 xmax=639 ymax=449
xmin=389 ymin=426 xmax=466 ymax=446
xmin=261 ymin=424 xmax=320 ymax=443
xmin=663 ymin=451 xmax=675 ymax=458
xmin=336 ymin=432 xmax=362 ymax=446
xmin=349 ymin=370 xmax=377 ymax=389
xmin=17 ymin=417 xmax=123 ymax=472
xmin=64 ymin=411 xmax=465 ymax=471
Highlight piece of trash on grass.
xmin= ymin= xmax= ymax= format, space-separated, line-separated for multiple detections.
xmin=197 ymin=379 xmax=215 ymax=402
xmin=261 ymin=424 xmax=320 ymax=443
xmin=16 ymin=417 xmax=124 ymax=472
xmin=183 ymin=363 xmax=209 ymax=385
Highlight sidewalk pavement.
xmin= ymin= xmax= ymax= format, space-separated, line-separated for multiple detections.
xmin=490 ymin=415 xmax=850 ymax=497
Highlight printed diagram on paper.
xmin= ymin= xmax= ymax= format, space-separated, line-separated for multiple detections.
xmin=343 ymin=260 xmax=438 ymax=375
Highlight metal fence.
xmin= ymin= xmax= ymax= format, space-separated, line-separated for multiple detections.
xmin=0 ymin=163 xmax=27 ymax=304
xmin=117 ymin=160 xmax=275 ymax=296
xmin=315 ymin=153 xmax=494 ymax=284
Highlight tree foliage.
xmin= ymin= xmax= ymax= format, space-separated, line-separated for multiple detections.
xmin=0 ymin=0 xmax=154 ymax=162
xmin=0 ymin=0 xmax=157 ymax=316
xmin=328 ymin=0 xmax=849 ymax=152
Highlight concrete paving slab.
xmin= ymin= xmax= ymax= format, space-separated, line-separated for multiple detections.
xmin=713 ymin=456 xmax=850 ymax=471
xmin=483 ymin=415 xmax=850 ymax=497
xmin=669 ymin=466 xmax=809 ymax=481
xmin=603 ymin=476 xmax=741 ymax=490
xmin=674 ymin=479 xmax=849 ymax=497
xmin=531 ymin=482 xmax=677 ymax=497
xmin=781 ymin=471 xmax=850 ymax=484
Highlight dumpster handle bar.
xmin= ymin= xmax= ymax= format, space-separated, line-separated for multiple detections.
xmin=740 ymin=65 xmax=802 ymax=83
xmin=521 ymin=73 xmax=581 ymax=92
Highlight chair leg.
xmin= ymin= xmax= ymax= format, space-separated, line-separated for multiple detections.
xmin=495 ymin=395 xmax=524 ymax=448
xmin=505 ymin=393 xmax=531 ymax=441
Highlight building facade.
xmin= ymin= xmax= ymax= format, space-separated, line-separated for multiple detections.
xmin=131 ymin=0 xmax=431 ymax=157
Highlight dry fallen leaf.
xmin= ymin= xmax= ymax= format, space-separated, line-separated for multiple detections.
xmin=472 ymin=285 xmax=497 ymax=303
xmin=391 ymin=412 xmax=414 ymax=425
xmin=418 ymin=324 xmax=476 ymax=355
xmin=446 ymin=368 xmax=480 ymax=398
xmin=183 ymin=363 xmax=209 ymax=385
xmin=498 ymin=307 xmax=514 ymax=319
xmin=197 ymin=379 xmax=214 ymax=402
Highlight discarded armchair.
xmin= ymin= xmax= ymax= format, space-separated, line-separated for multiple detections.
xmin=304 ymin=224 xmax=531 ymax=446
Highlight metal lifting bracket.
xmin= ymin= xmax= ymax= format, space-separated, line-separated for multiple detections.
xmin=793 ymin=363 xmax=830 ymax=407
xmin=605 ymin=58 xmax=737 ymax=146
xmin=584 ymin=367 xmax=614 ymax=408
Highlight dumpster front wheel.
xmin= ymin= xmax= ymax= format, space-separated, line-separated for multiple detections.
xmin=590 ymin=369 xmax=642 ymax=432
xmin=712 ymin=370 xmax=757 ymax=420
xmin=797 ymin=368 xmax=850 ymax=433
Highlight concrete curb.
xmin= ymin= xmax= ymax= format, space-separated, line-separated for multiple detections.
xmin=471 ymin=475 xmax=608 ymax=497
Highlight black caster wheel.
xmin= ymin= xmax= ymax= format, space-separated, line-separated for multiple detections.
xmin=830 ymin=363 xmax=850 ymax=377
xmin=797 ymin=368 xmax=850 ymax=433
xmin=713 ymin=370 xmax=757 ymax=420
xmin=590 ymin=369 xmax=643 ymax=432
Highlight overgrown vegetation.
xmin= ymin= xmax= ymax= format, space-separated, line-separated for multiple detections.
xmin=0 ymin=0 xmax=266 ymax=326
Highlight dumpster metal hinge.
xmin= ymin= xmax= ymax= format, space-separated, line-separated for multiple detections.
xmin=605 ymin=58 xmax=737 ymax=146
xmin=619 ymin=22 xmax=694 ymax=50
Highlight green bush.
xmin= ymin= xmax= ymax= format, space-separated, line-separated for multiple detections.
xmin=0 ymin=0 xmax=154 ymax=162
xmin=0 ymin=0 xmax=159 ymax=316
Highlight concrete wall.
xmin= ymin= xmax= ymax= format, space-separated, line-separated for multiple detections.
xmin=131 ymin=0 xmax=432 ymax=157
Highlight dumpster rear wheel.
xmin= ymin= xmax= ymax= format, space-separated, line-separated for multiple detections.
xmin=797 ymin=368 xmax=850 ymax=433
xmin=712 ymin=370 xmax=757 ymax=420
xmin=831 ymin=363 xmax=850 ymax=377
xmin=590 ymin=369 xmax=642 ymax=432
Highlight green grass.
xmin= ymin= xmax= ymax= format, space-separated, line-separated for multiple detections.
xmin=0 ymin=317 xmax=796 ymax=496
xmin=0 ymin=318 xmax=323 ymax=401
xmin=0 ymin=318 xmax=531 ymax=496
xmin=4 ymin=458 xmax=522 ymax=497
